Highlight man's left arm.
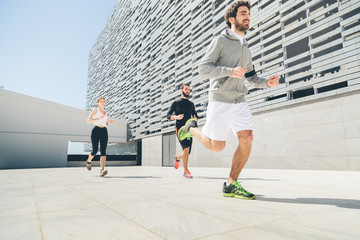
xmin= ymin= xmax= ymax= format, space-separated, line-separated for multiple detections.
xmin=266 ymin=74 xmax=280 ymax=87
xmin=245 ymin=65 xmax=279 ymax=88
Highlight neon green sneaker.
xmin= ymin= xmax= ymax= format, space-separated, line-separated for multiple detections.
xmin=222 ymin=181 xmax=255 ymax=200
xmin=177 ymin=118 xmax=198 ymax=141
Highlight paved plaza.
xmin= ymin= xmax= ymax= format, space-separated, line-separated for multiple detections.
xmin=1 ymin=166 xmax=360 ymax=240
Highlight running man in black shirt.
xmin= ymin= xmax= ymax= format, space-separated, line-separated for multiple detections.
xmin=167 ymin=83 xmax=199 ymax=178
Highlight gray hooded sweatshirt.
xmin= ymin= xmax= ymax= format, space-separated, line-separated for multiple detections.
xmin=199 ymin=28 xmax=268 ymax=104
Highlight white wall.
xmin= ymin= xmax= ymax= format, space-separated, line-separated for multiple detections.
xmin=141 ymin=135 xmax=162 ymax=166
xmin=118 ymin=92 xmax=360 ymax=171
xmin=186 ymin=92 xmax=360 ymax=171
xmin=0 ymin=89 xmax=127 ymax=169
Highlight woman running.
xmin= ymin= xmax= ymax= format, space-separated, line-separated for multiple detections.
xmin=86 ymin=97 xmax=114 ymax=177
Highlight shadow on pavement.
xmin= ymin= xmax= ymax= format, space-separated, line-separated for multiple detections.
xmin=98 ymin=176 xmax=162 ymax=179
xmin=196 ymin=176 xmax=280 ymax=181
xmin=256 ymin=196 xmax=360 ymax=209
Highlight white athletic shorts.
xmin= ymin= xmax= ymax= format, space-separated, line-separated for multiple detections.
xmin=202 ymin=101 xmax=253 ymax=141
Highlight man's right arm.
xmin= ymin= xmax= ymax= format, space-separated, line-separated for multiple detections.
xmin=168 ymin=101 xmax=185 ymax=121
xmin=167 ymin=102 xmax=184 ymax=121
xmin=198 ymin=37 xmax=233 ymax=79
xmin=166 ymin=102 xmax=175 ymax=120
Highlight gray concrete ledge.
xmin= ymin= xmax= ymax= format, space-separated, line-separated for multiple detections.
xmin=1 ymin=167 xmax=360 ymax=240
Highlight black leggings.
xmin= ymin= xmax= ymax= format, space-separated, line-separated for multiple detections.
xmin=90 ymin=126 xmax=108 ymax=156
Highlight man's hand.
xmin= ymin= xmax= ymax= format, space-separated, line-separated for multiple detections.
xmin=267 ymin=75 xmax=279 ymax=87
xmin=174 ymin=114 xmax=184 ymax=120
xmin=232 ymin=67 xmax=248 ymax=78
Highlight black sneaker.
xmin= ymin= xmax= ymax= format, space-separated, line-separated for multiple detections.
xmin=222 ymin=181 xmax=255 ymax=199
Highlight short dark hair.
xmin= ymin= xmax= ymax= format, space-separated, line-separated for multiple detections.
xmin=224 ymin=1 xmax=252 ymax=29
xmin=181 ymin=83 xmax=190 ymax=90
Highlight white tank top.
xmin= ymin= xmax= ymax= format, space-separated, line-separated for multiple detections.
xmin=92 ymin=108 xmax=108 ymax=126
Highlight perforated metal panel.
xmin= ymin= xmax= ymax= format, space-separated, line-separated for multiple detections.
xmin=87 ymin=0 xmax=360 ymax=140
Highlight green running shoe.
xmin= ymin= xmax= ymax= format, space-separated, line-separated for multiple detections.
xmin=222 ymin=181 xmax=255 ymax=200
xmin=177 ymin=118 xmax=198 ymax=141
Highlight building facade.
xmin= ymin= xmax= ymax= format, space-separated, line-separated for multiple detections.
xmin=0 ymin=89 xmax=127 ymax=169
xmin=87 ymin=0 xmax=360 ymax=170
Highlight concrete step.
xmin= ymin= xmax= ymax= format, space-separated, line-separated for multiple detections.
xmin=67 ymin=160 xmax=137 ymax=167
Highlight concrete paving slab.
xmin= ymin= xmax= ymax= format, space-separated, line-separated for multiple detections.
xmin=0 ymin=166 xmax=360 ymax=240
xmin=40 ymin=206 xmax=162 ymax=240
xmin=0 ymin=215 xmax=42 ymax=240
xmin=0 ymin=195 xmax=37 ymax=217
xmin=164 ymin=196 xmax=296 ymax=226
xmin=200 ymin=227 xmax=292 ymax=240
xmin=258 ymin=214 xmax=360 ymax=240
xmin=110 ymin=199 xmax=242 ymax=240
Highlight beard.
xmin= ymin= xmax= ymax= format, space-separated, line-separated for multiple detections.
xmin=182 ymin=90 xmax=190 ymax=98
xmin=235 ymin=19 xmax=249 ymax=32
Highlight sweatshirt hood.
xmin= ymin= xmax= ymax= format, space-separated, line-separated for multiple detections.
xmin=221 ymin=28 xmax=248 ymax=45
xmin=222 ymin=28 xmax=239 ymax=40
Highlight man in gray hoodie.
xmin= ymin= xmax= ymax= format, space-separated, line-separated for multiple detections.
xmin=178 ymin=1 xmax=279 ymax=199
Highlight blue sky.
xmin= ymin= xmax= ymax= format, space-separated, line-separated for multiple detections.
xmin=0 ymin=0 xmax=117 ymax=109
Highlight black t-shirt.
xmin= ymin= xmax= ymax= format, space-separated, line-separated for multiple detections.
xmin=166 ymin=98 xmax=199 ymax=130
